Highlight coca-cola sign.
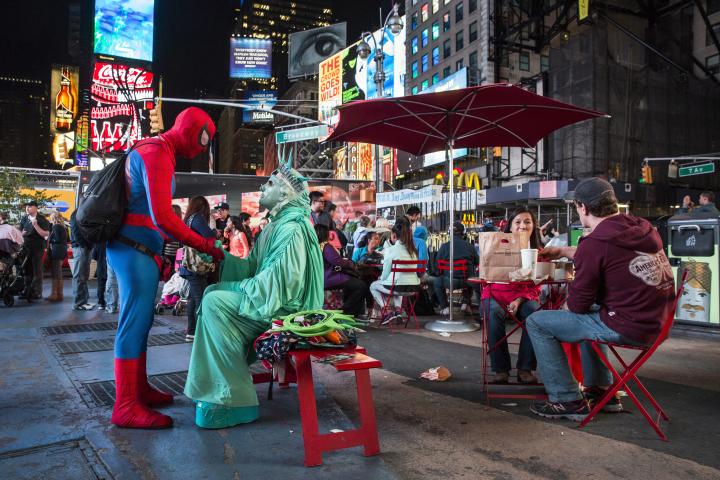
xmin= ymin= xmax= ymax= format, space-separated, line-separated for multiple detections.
xmin=92 ymin=62 xmax=153 ymax=88
xmin=90 ymin=60 xmax=154 ymax=154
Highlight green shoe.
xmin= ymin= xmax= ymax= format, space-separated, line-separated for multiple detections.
xmin=195 ymin=401 xmax=259 ymax=429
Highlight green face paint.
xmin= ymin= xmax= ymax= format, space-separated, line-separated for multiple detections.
xmin=259 ymin=176 xmax=286 ymax=211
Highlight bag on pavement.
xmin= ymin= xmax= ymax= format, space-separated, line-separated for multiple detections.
xmin=477 ymin=232 xmax=530 ymax=282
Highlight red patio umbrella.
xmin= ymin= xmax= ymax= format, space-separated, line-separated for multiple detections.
xmin=326 ymin=83 xmax=607 ymax=154
xmin=326 ymin=83 xmax=608 ymax=331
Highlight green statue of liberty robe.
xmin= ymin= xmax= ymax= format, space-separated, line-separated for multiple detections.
xmin=184 ymin=164 xmax=324 ymax=428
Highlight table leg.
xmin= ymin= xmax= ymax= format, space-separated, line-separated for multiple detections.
xmin=294 ymin=353 xmax=323 ymax=467
xmin=355 ymin=369 xmax=380 ymax=457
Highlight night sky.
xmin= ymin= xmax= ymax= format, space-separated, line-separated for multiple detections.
xmin=2 ymin=0 xmax=387 ymax=121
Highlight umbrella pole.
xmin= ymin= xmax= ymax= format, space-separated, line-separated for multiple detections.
xmin=425 ymin=139 xmax=479 ymax=334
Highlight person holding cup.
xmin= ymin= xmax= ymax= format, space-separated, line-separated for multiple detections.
xmin=481 ymin=207 xmax=544 ymax=384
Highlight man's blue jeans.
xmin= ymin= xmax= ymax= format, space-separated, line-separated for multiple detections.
xmin=526 ymin=308 xmax=631 ymax=403
xmin=105 ymin=259 xmax=118 ymax=310
xmin=482 ymin=298 xmax=538 ymax=373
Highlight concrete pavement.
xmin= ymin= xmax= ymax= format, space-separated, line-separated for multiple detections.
xmin=1 ymin=279 xmax=718 ymax=479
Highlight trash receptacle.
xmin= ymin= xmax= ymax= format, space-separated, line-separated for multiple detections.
xmin=667 ymin=213 xmax=719 ymax=326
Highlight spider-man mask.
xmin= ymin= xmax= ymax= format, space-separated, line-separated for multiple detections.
xmin=163 ymin=107 xmax=216 ymax=158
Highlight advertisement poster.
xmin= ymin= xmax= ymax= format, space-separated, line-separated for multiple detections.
xmin=173 ymin=195 xmax=227 ymax=220
xmin=318 ymin=51 xmax=342 ymax=139
xmin=341 ymin=42 xmax=366 ymax=104
xmin=288 ymin=23 xmax=346 ymax=78
xmin=75 ymin=111 xmax=90 ymax=168
xmin=242 ymin=182 xmax=374 ymax=227
xmin=677 ymin=261 xmax=712 ymax=323
xmin=90 ymin=61 xmax=154 ymax=155
xmin=242 ymin=90 xmax=278 ymax=123
xmin=50 ymin=65 xmax=80 ymax=168
xmin=230 ymin=38 xmax=272 ymax=79
xmin=363 ymin=18 xmax=406 ymax=99
xmin=335 ymin=143 xmax=374 ymax=180
xmin=94 ymin=0 xmax=154 ymax=62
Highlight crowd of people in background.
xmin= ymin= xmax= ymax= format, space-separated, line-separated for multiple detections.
xmin=2 ymin=186 xmax=717 ymax=349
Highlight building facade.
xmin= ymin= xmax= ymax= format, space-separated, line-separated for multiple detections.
xmin=0 ymin=77 xmax=51 ymax=169
xmin=219 ymin=0 xmax=333 ymax=174
xmin=401 ymin=0 xmax=720 ymax=191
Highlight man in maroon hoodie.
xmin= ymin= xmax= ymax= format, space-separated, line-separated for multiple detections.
xmin=526 ymin=177 xmax=675 ymax=421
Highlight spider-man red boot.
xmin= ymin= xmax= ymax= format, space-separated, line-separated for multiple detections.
xmin=139 ymin=352 xmax=174 ymax=406
xmin=111 ymin=358 xmax=173 ymax=429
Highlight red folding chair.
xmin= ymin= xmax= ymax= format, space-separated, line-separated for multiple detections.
xmin=578 ymin=271 xmax=687 ymax=441
xmin=379 ymin=259 xmax=427 ymax=330
xmin=437 ymin=259 xmax=473 ymax=315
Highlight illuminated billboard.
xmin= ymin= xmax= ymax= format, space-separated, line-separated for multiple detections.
xmin=90 ymin=61 xmax=154 ymax=154
xmin=334 ymin=142 xmax=374 ymax=180
xmin=318 ymin=49 xmax=342 ymax=140
xmin=230 ymin=38 xmax=272 ymax=79
xmin=341 ymin=42 xmax=366 ymax=104
xmin=289 ymin=23 xmax=346 ymax=78
xmin=242 ymin=90 xmax=277 ymax=124
xmin=50 ymin=65 xmax=80 ymax=168
xmin=363 ymin=19 xmax=406 ymax=99
xmin=94 ymin=0 xmax=154 ymax=62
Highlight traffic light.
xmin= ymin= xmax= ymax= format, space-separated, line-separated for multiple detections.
xmin=149 ymin=106 xmax=164 ymax=134
xmin=640 ymin=164 xmax=653 ymax=184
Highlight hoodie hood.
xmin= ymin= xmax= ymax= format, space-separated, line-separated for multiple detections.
xmin=413 ymin=225 xmax=428 ymax=241
xmin=587 ymin=214 xmax=661 ymax=253
xmin=161 ymin=107 xmax=216 ymax=159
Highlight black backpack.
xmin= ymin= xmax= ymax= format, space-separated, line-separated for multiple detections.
xmin=75 ymin=148 xmax=134 ymax=244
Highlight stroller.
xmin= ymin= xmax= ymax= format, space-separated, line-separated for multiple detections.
xmin=0 ymin=240 xmax=27 ymax=307
xmin=155 ymin=247 xmax=190 ymax=316
xmin=155 ymin=271 xmax=189 ymax=316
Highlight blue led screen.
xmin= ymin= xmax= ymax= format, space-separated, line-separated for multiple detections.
xmin=94 ymin=0 xmax=154 ymax=62
xmin=230 ymin=38 xmax=272 ymax=79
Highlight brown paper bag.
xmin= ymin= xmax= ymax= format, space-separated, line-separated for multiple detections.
xmin=477 ymin=232 xmax=530 ymax=282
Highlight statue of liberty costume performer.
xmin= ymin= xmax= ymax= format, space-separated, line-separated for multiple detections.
xmin=184 ymin=157 xmax=324 ymax=428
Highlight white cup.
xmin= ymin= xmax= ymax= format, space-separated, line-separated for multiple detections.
xmin=520 ymin=248 xmax=539 ymax=274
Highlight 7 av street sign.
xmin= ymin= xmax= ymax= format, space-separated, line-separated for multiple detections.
xmin=678 ymin=163 xmax=715 ymax=177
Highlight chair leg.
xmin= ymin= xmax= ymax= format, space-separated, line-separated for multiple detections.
xmin=579 ymin=342 xmax=669 ymax=441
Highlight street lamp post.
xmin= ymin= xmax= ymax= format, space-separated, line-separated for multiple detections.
xmin=356 ymin=3 xmax=403 ymax=195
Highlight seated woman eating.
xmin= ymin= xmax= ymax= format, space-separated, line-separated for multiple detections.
xmin=315 ymin=223 xmax=368 ymax=317
xmin=482 ymin=207 xmax=543 ymax=384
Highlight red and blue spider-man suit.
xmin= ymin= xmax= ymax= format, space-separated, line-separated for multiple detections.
xmin=107 ymin=107 xmax=224 ymax=429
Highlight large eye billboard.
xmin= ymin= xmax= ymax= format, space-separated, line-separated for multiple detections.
xmin=94 ymin=0 xmax=155 ymax=62
xmin=230 ymin=38 xmax=272 ymax=79
xmin=288 ymin=23 xmax=347 ymax=79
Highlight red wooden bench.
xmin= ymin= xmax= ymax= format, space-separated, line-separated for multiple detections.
xmin=252 ymin=346 xmax=383 ymax=467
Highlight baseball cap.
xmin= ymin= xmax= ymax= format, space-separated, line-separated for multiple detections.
xmin=24 ymin=200 xmax=38 ymax=207
xmin=452 ymin=221 xmax=465 ymax=235
xmin=215 ymin=202 xmax=230 ymax=210
xmin=565 ymin=178 xmax=617 ymax=207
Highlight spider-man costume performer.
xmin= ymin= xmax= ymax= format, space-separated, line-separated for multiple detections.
xmin=107 ymin=107 xmax=224 ymax=429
